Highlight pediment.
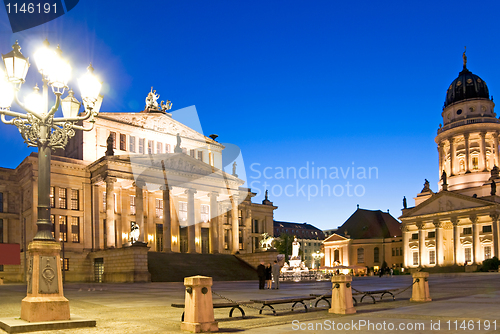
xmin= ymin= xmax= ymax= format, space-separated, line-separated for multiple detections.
xmin=324 ymin=233 xmax=349 ymax=243
xmin=402 ymin=192 xmax=495 ymax=218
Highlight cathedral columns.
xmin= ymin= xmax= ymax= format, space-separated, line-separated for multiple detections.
xmin=245 ymin=209 xmax=252 ymax=251
xmin=451 ymin=217 xmax=460 ymax=265
xmin=470 ymin=215 xmax=480 ymax=264
xmin=105 ymin=176 xmax=116 ymax=248
xmin=480 ymin=131 xmax=488 ymax=171
xmin=416 ymin=222 xmax=425 ymax=266
xmin=464 ymin=133 xmax=471 ymax=173
xmin=135 ymin=181 xmax=146 ymax=243
xmin=170 ymin=196 xmax=180 ymax=252
xmin=209 ymin=192 xmax=219 ymax=254
xmin=186 ymin=189 xmax=197 ymax=253
xmin=401 ymin=225 xmax=410 ymax=268
xmin=231 ymin=194 xmax=239 ymax=254
xmin=161 ymin=185 xmax=171 ymax=252
xmin=491 ymin=213 xmax=499 ymax=258
xmin=433 ymin=219 xmax=444 ymax=266
xmin=494 ymin=132 xmax=500 ymax=167
xmin=449 ymin=137 xmax=455 ymax=176
xmin=438 ymin=142 xmax=444 ymax=175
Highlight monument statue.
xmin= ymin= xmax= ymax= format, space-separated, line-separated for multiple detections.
xmin=105 ymin=134 xmax=114 ymax=156
xmin=232 ymin=161 xmax=238 ymax=177
xmin=490 ymin=165 xmax=499 ymax=180
xmin=130 ymin=222 xmax=140 ymax=243
xmin=403 ymin=196 xmax=407 ymax=209
xmin=421 ymin=179 xmax=431 ymax=193
xmin=174 ymin=133 xmax=183 ymax=153
xmin=160 ymin=100 xmax=172 ymax=111
xmin=291 ymin=237 xmax=300 ymax=259
xmin=145 ymin=87 xmax=160 ymax=110
xmin=492 ymin=179 xmax=497 ymax=196
xmin=441 ymin=170 xmax=447 ymax=185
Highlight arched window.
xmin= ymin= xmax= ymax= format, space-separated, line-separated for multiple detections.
xmin=334 ymin=249 xmax=340 ymax=262
xmin=374 ymin=247 xmax=380 ymax=263
xmin=357 ymin=248 xmax=364 ymax=263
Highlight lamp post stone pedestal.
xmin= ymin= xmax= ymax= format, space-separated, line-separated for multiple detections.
xmin=21 ymin=241 xmax=70 ymax=322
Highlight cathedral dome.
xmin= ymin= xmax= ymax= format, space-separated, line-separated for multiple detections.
xmin=444 ymin=52 xmax=489 ymax=107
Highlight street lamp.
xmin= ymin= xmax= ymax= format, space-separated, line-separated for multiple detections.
xmin=312 ymin=251 xmax=324 ymax=269
xmin=0 ymin=39 xmax=103 ymax=322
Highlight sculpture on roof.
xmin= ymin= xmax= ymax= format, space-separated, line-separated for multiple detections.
xmin=160 ymin=100 xmax=172 ymax=111
xmin=145 ymin=87 xmax=160 ymax=110
xmin=403 ymin=196 xmax=407 ymax=209
xmin=491 ymin=179 xmax=497 ymax=196
xmin=232 ymin=161 xmax=238 ymax=177
xmin=174 ymin=133 xmax=183 ymax=153
xmin=421 ymin=179 xmax=431 ymax=193
xmin=105 ymin=134 xmax=114 ymax=156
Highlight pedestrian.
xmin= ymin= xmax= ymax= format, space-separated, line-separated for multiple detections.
xmin=257 ymin=262 xmax=266 ymax=290
xmin=272 ymin=260 xmax=281 ymax=289
xmin=265 ymin=263 xmax=272 ymax=289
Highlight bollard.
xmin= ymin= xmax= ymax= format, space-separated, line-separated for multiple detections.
xmin=0 ymin=277 xmax=3 ymax=285
xmin=180 ymin=275 xmax=218 ymax=333
xmin=329 ymin=275 xmax=356 ymax=314
xmin=410 ymin=272 xmax=431 ymax=302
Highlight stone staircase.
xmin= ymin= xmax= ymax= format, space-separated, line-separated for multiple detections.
xmin=148 ymin=252 xmax=258 ymax=282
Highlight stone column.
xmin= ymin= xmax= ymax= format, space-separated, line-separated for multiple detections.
xmin=449 ymin=137 xmax=455 ymax=176
xmin=135 ymin=181 xmax=146 ymax=243
xmin=171 ymin=198 xmax=180 ymax=252
xmin=470 ymin=215 xmax=479 ymax=264
xmin=433 ymin=219 xmax=443 ymax=266
xmin=402 ymin=225 xmax=410 ymax=268
xmin=208 ymin=192 xmax=219 ymax=254
xmin=416 ymin=222 xmax=425 ymax=266
xmin=92 ymin=183 xmax=100 ymax=250
xmin=464 ymin=133 xmax=470 ymax=173
xmin=245 ymin=209 xmax=252 ymax=252
xmin=231 ymin=194 xmax=239 ymax=254
xmin=451 ymin=217 xmax=460 ymax=265
xmin=105 ymin=176 xmax=116 ymax=248
xmin=491 ymin=213 xmax=499 ymax=258
xmin=186 ymin=189 xmax=197 ymax=253
xmin=438 ymin=142 xmax=444 ymax=176
xmin=495 ymin=132 xmax=500 ymax=167
xmin=161 ymin=185 xmax=171 ymax=252
xmin=480 ymin=132 xmax=488 ymax=171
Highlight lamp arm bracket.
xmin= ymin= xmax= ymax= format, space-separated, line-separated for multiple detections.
xmin=45 ymin=94 xmax=61 ymax=120
xmin=13 ymin=91 xmax=43 ymax=120
xmin=0 ymin=109 xmax=29 ymax=119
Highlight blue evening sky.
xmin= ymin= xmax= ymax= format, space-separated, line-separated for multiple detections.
xmin=1 ymin=0 xmax=499 ymax=230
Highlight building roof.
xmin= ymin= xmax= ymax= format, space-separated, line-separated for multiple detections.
xmin=337 ymin=208 xmax=401 ymax=239
xmin=445 ymin=65 xmax=489 ymax=108
xmin=273 ymin=220 xmax=325 ymax=239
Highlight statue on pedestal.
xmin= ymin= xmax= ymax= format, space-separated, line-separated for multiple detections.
xmin=291 ymin=237 xmax=300 ymax=259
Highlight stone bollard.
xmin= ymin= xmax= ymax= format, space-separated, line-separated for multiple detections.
xmin=0 ymin=277 xmax=3 ymax=285
xmin=410 ymin=272 xmax=431 ymax=302
xmin=180 ymin=275 xmax=218 ymax=333
xmin=329 ymin=275 xmax=356 ymax=314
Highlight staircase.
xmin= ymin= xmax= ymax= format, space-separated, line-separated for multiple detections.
xmin=148 ymin=252 xmax=258 ymax=282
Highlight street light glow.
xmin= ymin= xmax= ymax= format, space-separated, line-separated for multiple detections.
xmin=0 ymin=69 xmax=14 ymax=109
xmin=78 ymin=64 xmax=102 ymax=109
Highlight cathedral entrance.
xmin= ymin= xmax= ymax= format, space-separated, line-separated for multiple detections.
xmin=94 ymin=258 xmax=104 ymax=283
xmin=201 ymin=228 xmax=210 ymax=253
xmin=180 ymin=227 xmax=188 ymax=253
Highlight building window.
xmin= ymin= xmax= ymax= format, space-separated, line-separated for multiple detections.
xmin=252 ymin=219 xmax=259 ymax=233
xmin=165 ymin=143 xmax=170 ymax=153
xmin=198 ymin=151 xmax=203 ymax=161
xmin=103 ymin=191 xmax=106 ymax=211
xmin=157 ymin=142 xmax=163 ymax=154
xmin=459 ymin=159 xmax=465 ymax=172
xmin=59 ymin=216 xmax=67 ymax=242
xmin=120 ymin=133 xmax=126 ymax=151
xmin=357 ymin=248 xmax=364 ymax=263
xmin=62 ymin=258 xmax=69 ymax=271
xmin=413 ymin=252 xmax=419 ymax=266
xmin=374 ymin=247 xmax=379 ymax=263
xmin=0 ymin=265 xmax=3 ymax=272
xmin=238 ymin=210 xmax=243 ymax=225
xmin=71 ymin=189 xmax=79 ymax=210
xmin=0 ymin=192 xmax=3 ymax=212
xmin=429 ymin=250 xmax=435 ymax=264
xmin=114 ymin=193 xmax=117 ymax=213
xmin=50 ymin=187 xmax=55 ymax=208
xmin=51 ymin=215 xmax=55 ymax=238
xmin=190 ymin=149 xmax=195 ymax=158
xmin=130 ymin=136 xmax=136 ymax=152
xmin=224 ymin=230 xmax=230 ymax=250
xmin=139 ymin=138 xmax=145 ymax=154
xmin=411 ymin=233 xmax=418 ymax=240
xmin=110 ymin=131 xmax=116 ymax=149
xmin=148 ymin=140 xmax=154 ymax=154
xmin=0 ymin=219 xmax=3 ymax=243
xmin=59 ymin=188 xmax=67 ymax=209
xmin=71 ymin=217 xmax=80 ymax=243
xmin=463 ymin=227 xmax=472 ymax=235
xmin=156 ymin=224 xmax=163 ymax=252
xmin=201 ymin=204 xmax=209 ymax=223
xmin=465 ymin=248 xmax=472 ymax=263
xmin=482 ymin=225 xmax=492 ymax=233
xmin=156 ymin=199 xmax=163 ymax=219
xmin=130 ymin=195 xmax=136 ymax=215
xmin=428 ymin=231 xmax=435 ymax=238
xmin=239 ymin=230 xmax=243 ymax=250
xmin=209 ymin=152 xmax=214 ymax=166
xmin=472 ymin=156 xmax=479 ymax=170
xmin=485 ymin=246 xmax=492 ymax=259
xmin=179 ymin=201 xmax=187 ymax=221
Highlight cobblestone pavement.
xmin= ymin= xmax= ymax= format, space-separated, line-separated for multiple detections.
xmin=1 ymin=272 xmax=499 ymax=333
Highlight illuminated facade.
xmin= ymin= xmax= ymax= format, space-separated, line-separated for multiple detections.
xmin=400 ymin=54 xmax=500 ymax=268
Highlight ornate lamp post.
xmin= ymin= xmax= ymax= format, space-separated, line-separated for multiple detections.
xmin=312 ymin=251 xmax=324 ymax=269
xmin=0 ymin=40 xmax=102 ymax=322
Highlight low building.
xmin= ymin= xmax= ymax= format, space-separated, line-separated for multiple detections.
xmin=323 ymin=208 xmax=403 ymax=272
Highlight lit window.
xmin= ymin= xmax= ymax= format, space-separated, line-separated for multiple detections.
xmin=357 ymin=248 xmax=364 ymax=263
xmin=130 ymin=195 xmax=136 ymax=215
xmin=485 ymin=246 xmax=492 ymax=259
xmin=201 ymin=204 xmax=210 ymax=223
xmin=429 ymin=250 xmax=435 ymax=264
xmin=465 ymin=248 xmax=472 ymax=263
xmin=156 ymin=199 xmax=163 ymax=219
xmin=110 ymin=131 xmax=116 ymax=149
xmin=179 ymin=201 xmax=187 ymax=221
xmin=59 ymin=216 xmax=67 ymax=242
xmin=239 ymin=230 xmax=243 ymax=250
xmin=50 ymin=215 xmax=55 ymax=238
xmin=62 ymin=258 xmax=69 ymax=271
xmin=472 ymin=156 xmax=479 ymax=170
xmin=71 ymin=189 xmax=79 ymax=210
xmin=71 ymin=217 xmax=80 ymax=243
xmin=59 ymin=188 xmax=67 ymax=209
xmin=413 ymin=252 xmax=419 ymax=266
xmin=50 ymin=187 xmax=55 ymax=208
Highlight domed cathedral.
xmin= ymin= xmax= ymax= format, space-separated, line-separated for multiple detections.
xmin=400 ymin=50 xmax=500 ymax=271
xmin=436 ymin=49 xmax=500 ymax=193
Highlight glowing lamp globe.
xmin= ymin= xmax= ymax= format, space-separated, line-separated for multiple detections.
xmin=61 ymin=89 xmax=81 ymax=118
xmin=1 ymin=41 xmax=30 ymax=84
xmin=78 ymin=64 xmax=101 ymax=109
xmin=48 ymin=46 xmax=71 ymax=89
xmin=25 ymin=85 xmax=43 ymax=114
xmin=34 ymin=39 xmax=56 ymax=78
xmin=0 ymin=70 xmax=14 ymax=109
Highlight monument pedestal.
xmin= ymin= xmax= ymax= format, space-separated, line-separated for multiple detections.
xmin=20 ymin=241 xmax=70 ymax=322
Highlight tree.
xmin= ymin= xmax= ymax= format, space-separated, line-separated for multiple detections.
xmin=274 ymin=233 xmax=294 ymax=263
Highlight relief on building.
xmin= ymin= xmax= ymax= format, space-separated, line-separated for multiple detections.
xmin=39 ymin=256 xmax=59 ymax=294
xmin=27 ymin=256 xmax=33 ymax=294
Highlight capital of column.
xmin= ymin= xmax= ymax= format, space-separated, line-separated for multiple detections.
xmin=450 ymin=217 xmax=460 ymax=226
xmin=433 ymin=219 xmax=443 ymax=229
xmin=469 ymin=214 xmax=478 ymax=224
xmin=208 ymin=191 xmax=219 ymax=199
xmin=416 ymin=221 xmax=425 ymax=230
xmin=480 ymin=131 xmax=487 ymax=138
xmin=185 ymin=188 xmax=197 ymax=195
xmin=464 ymin=133 xmax=470 ymax=140
xmin=490 ymin=213 xmax=499 ymax=222
xmin=401 ymin=224 xmax=410 ymax=233
xmin=105 ymin=176 xmax=117 ymax=184
xmin=133 ymin=180 xmax=146 ymax=188
xmin=159 ymin=185 xmax=173 ymax=191
xmin=448 ymin=137 xmax=455 ymax=145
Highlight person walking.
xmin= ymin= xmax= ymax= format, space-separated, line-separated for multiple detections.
xmin=257 ymin=262 xmax=266 ymax=290
xmin=272 ymin=260 xmax=281 ymax=289
xmin=265 ymin=263 xmax=272 ymax=289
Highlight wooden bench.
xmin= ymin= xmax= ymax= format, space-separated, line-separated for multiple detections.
xmin=171 ymin=301 xmax=252 ymax=321
xmin=250 ymin=296 xmax=317 ymax=315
